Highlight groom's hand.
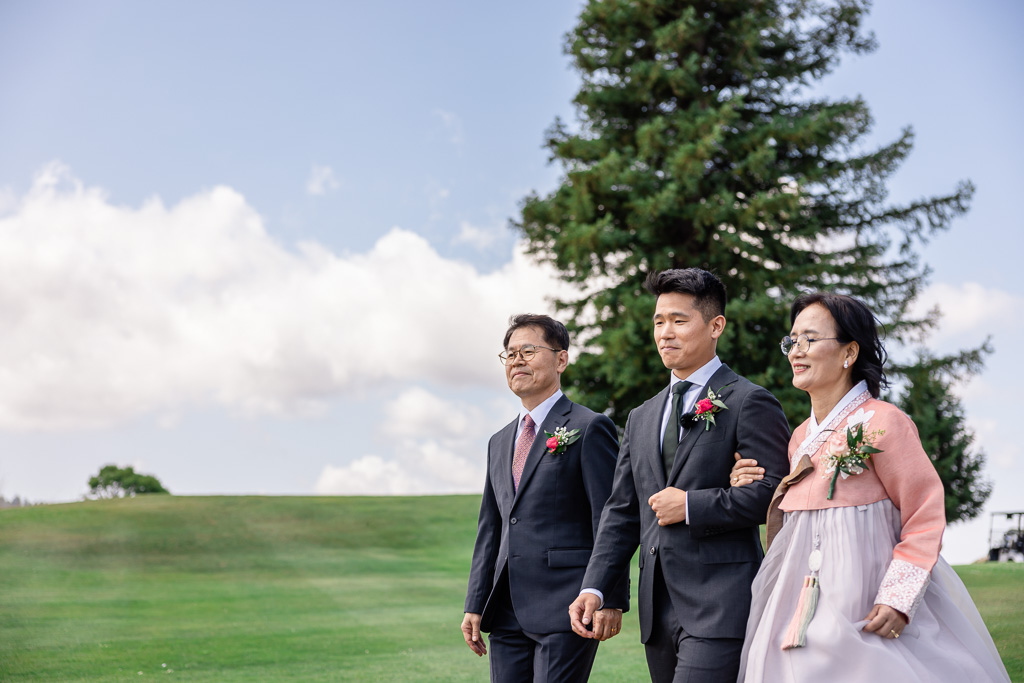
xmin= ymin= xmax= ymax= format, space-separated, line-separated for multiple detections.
xmin=568 ymin=593 xmax=602 ymax=638
xmin=461 ymin=612 xmax=487 ymax=656
xmin=649 ymin=487 xmax=687 ymax=526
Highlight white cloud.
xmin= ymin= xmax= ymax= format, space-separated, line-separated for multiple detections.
xmin=912 ymin=281 xmax=1022 ymax=341
xmin=0 ymin=163 xmax=566 ymax=430
xmin=315 ymin=455 xmax=423 ymax=495
xmin=314 ymin=386 xmax=501 ymax=494
xmin=453 ymin=220 xmax=503 ymax=250
xmin=433 ymin=108 xmax=465 ymax=146
xmin=305 ymin=164 xmax=340 ymax=196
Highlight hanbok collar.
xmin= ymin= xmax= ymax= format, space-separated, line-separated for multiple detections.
xmin=800 ymin=380 xmax=869 ymax=452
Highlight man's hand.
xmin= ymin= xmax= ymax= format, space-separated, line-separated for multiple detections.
xmin=568 ymin=593 xmax=603 ymax=639
xmin=648 ymin=486 xmax=687 ymax=526
xmin=590 ymin=608 xmax=623 ymax=641
xmin=461 ymin=612 xmax=487 ymax=656
xmin=730 ymin=451 xmax=764 ymax=487
xmin=862 ymin=604 xmax=908 ymax=640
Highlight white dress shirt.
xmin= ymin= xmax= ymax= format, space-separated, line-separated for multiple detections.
xmin=659 ymin=355 xmax=724 ymax=445
xmin=516 ymin=389 xmax=564 ymax=440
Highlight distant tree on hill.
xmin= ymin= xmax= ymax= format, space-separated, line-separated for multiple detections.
xmin=88 ymin=465 xmax=169 ymax=499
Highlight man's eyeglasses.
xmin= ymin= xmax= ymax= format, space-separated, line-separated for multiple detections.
xmin=499 ymin=345 xmax=562 ymax=365
xmin=780 ymin=334 xmax=839 ymax=356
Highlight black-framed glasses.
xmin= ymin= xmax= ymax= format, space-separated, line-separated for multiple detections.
xmin=780 ymin=334 xmax=839 ymax=356
xmin=499 ymin=345 xmax=562 ymax=365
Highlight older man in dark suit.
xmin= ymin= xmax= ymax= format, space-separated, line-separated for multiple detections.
xmin=569 ymin=269 xmax=790 ymax=683
xmin=462 ymin=314 xmax=628 ymax=682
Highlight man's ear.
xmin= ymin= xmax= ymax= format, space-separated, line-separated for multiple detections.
xmin=556 ymin=349 xmax=569 ymax=373
xmin=710 ymin=315 xmax=727 ymax=340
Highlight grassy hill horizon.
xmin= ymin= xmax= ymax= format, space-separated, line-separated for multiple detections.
xmin=1 ymin=495 xmax=1020 ymax=681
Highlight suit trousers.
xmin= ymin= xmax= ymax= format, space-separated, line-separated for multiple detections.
xmin=644 ymin=561 xmax=743 ymax=683
xmin=486 ymin=568 xmax=599 ymax=683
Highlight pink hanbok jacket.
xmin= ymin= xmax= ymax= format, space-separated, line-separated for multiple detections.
xmin=766 ymin=395 xmax=945 ymax=620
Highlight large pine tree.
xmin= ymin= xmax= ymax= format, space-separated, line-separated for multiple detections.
xmin=515 ymin=0 xmax=988 ymax=516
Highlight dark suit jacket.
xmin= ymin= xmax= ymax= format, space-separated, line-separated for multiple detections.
xmin=582 ymin=363 xmax=789 ymax=642
xmin=465 ymin=394 xmax=629 ymax=634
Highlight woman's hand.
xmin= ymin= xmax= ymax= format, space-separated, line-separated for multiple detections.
xmin=730 ymin=451 xmax=764 ymax=487
xmin=862 ymin=604 xmax=908 ymax=640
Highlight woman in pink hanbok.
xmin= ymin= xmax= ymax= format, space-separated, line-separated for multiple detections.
xmin=731 ymin=292 xmax=1009 ymax=682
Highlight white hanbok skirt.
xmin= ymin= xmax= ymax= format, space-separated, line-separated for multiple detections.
xmin=738 ymin=499 xmax=1010 ymax=682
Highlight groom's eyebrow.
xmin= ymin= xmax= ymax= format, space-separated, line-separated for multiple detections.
xmin=653 ymin=310 xmax=690 ymax=321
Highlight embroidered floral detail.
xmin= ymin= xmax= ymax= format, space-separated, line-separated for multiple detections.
xmin=544 ymin=427 xmax=581 ymax=455
xmin=846 ymin=407 xmax=874 ymax=430
xmin=875 ymin=558 xmax=930 ymax=621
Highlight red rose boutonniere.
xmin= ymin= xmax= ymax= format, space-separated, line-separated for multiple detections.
xmin=544 ymin=427 xmax=581 ymax=454
xmin=683 ymin=385 xmax=732 ymax=431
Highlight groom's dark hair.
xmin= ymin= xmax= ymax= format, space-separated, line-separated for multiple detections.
xmin=503 ymin=314 xmax=570 ymax=351
xmin=644 ymin=268 xmax=727 ymax=322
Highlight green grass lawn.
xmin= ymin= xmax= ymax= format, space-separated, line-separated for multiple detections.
xmin=0 ymin=496 xmax=1020 ymax=681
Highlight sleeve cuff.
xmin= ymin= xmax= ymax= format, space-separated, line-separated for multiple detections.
xmin=580 ymin=588 xmax=605 ymax=609
xmin=874 ymin=558 xmax=930 ymax=621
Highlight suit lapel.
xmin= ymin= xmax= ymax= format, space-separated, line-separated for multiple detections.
xmin=643 ymin=387 xmax=671 ymax=490
xmin=668 ymin=364 xmax=738 ymax=482
xmin=496 ymin=418 xmax=518 ymax=499
xmin=513 ymin=395 xmax=572 ymax=504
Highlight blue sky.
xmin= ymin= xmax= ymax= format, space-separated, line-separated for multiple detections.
xmin=0 ymin=1 xmax=1021 ymax=564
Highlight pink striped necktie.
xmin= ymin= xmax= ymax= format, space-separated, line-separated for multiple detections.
xmin=512 ymin=414 xmax=536 ymax=491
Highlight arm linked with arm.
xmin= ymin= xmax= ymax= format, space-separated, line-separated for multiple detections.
xmin=686 ymin=386 xmax=791 ymax=537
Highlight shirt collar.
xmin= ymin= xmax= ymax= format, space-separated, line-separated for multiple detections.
xmin=669 ymin=355 xmax=722 ymax=390
xmin=519 ymin=389 xmax=564 ymax=431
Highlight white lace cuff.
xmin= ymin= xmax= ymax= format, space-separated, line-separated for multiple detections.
xmin=874 ymin=558 xmax=930 ymax=621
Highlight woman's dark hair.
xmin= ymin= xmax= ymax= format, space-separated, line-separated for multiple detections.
xmin=791 ymin=292 xmax=888 ymax=398
xmin=643 ymin=268 xmax=727 ymax=322
xmin=503 ymin=314 xmax=570 ymax=351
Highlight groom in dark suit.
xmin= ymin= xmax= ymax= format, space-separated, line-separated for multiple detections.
xmin=463 ymin=314 xmax=628 ymax=682
xmin=569 ymin=269 xmax=790 ymax=683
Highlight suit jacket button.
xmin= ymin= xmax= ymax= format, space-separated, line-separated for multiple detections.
xmin=649 ymin=546 xmax=656 ymax=555
xmin=510 ymin=517 xmax=518 ymax=525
